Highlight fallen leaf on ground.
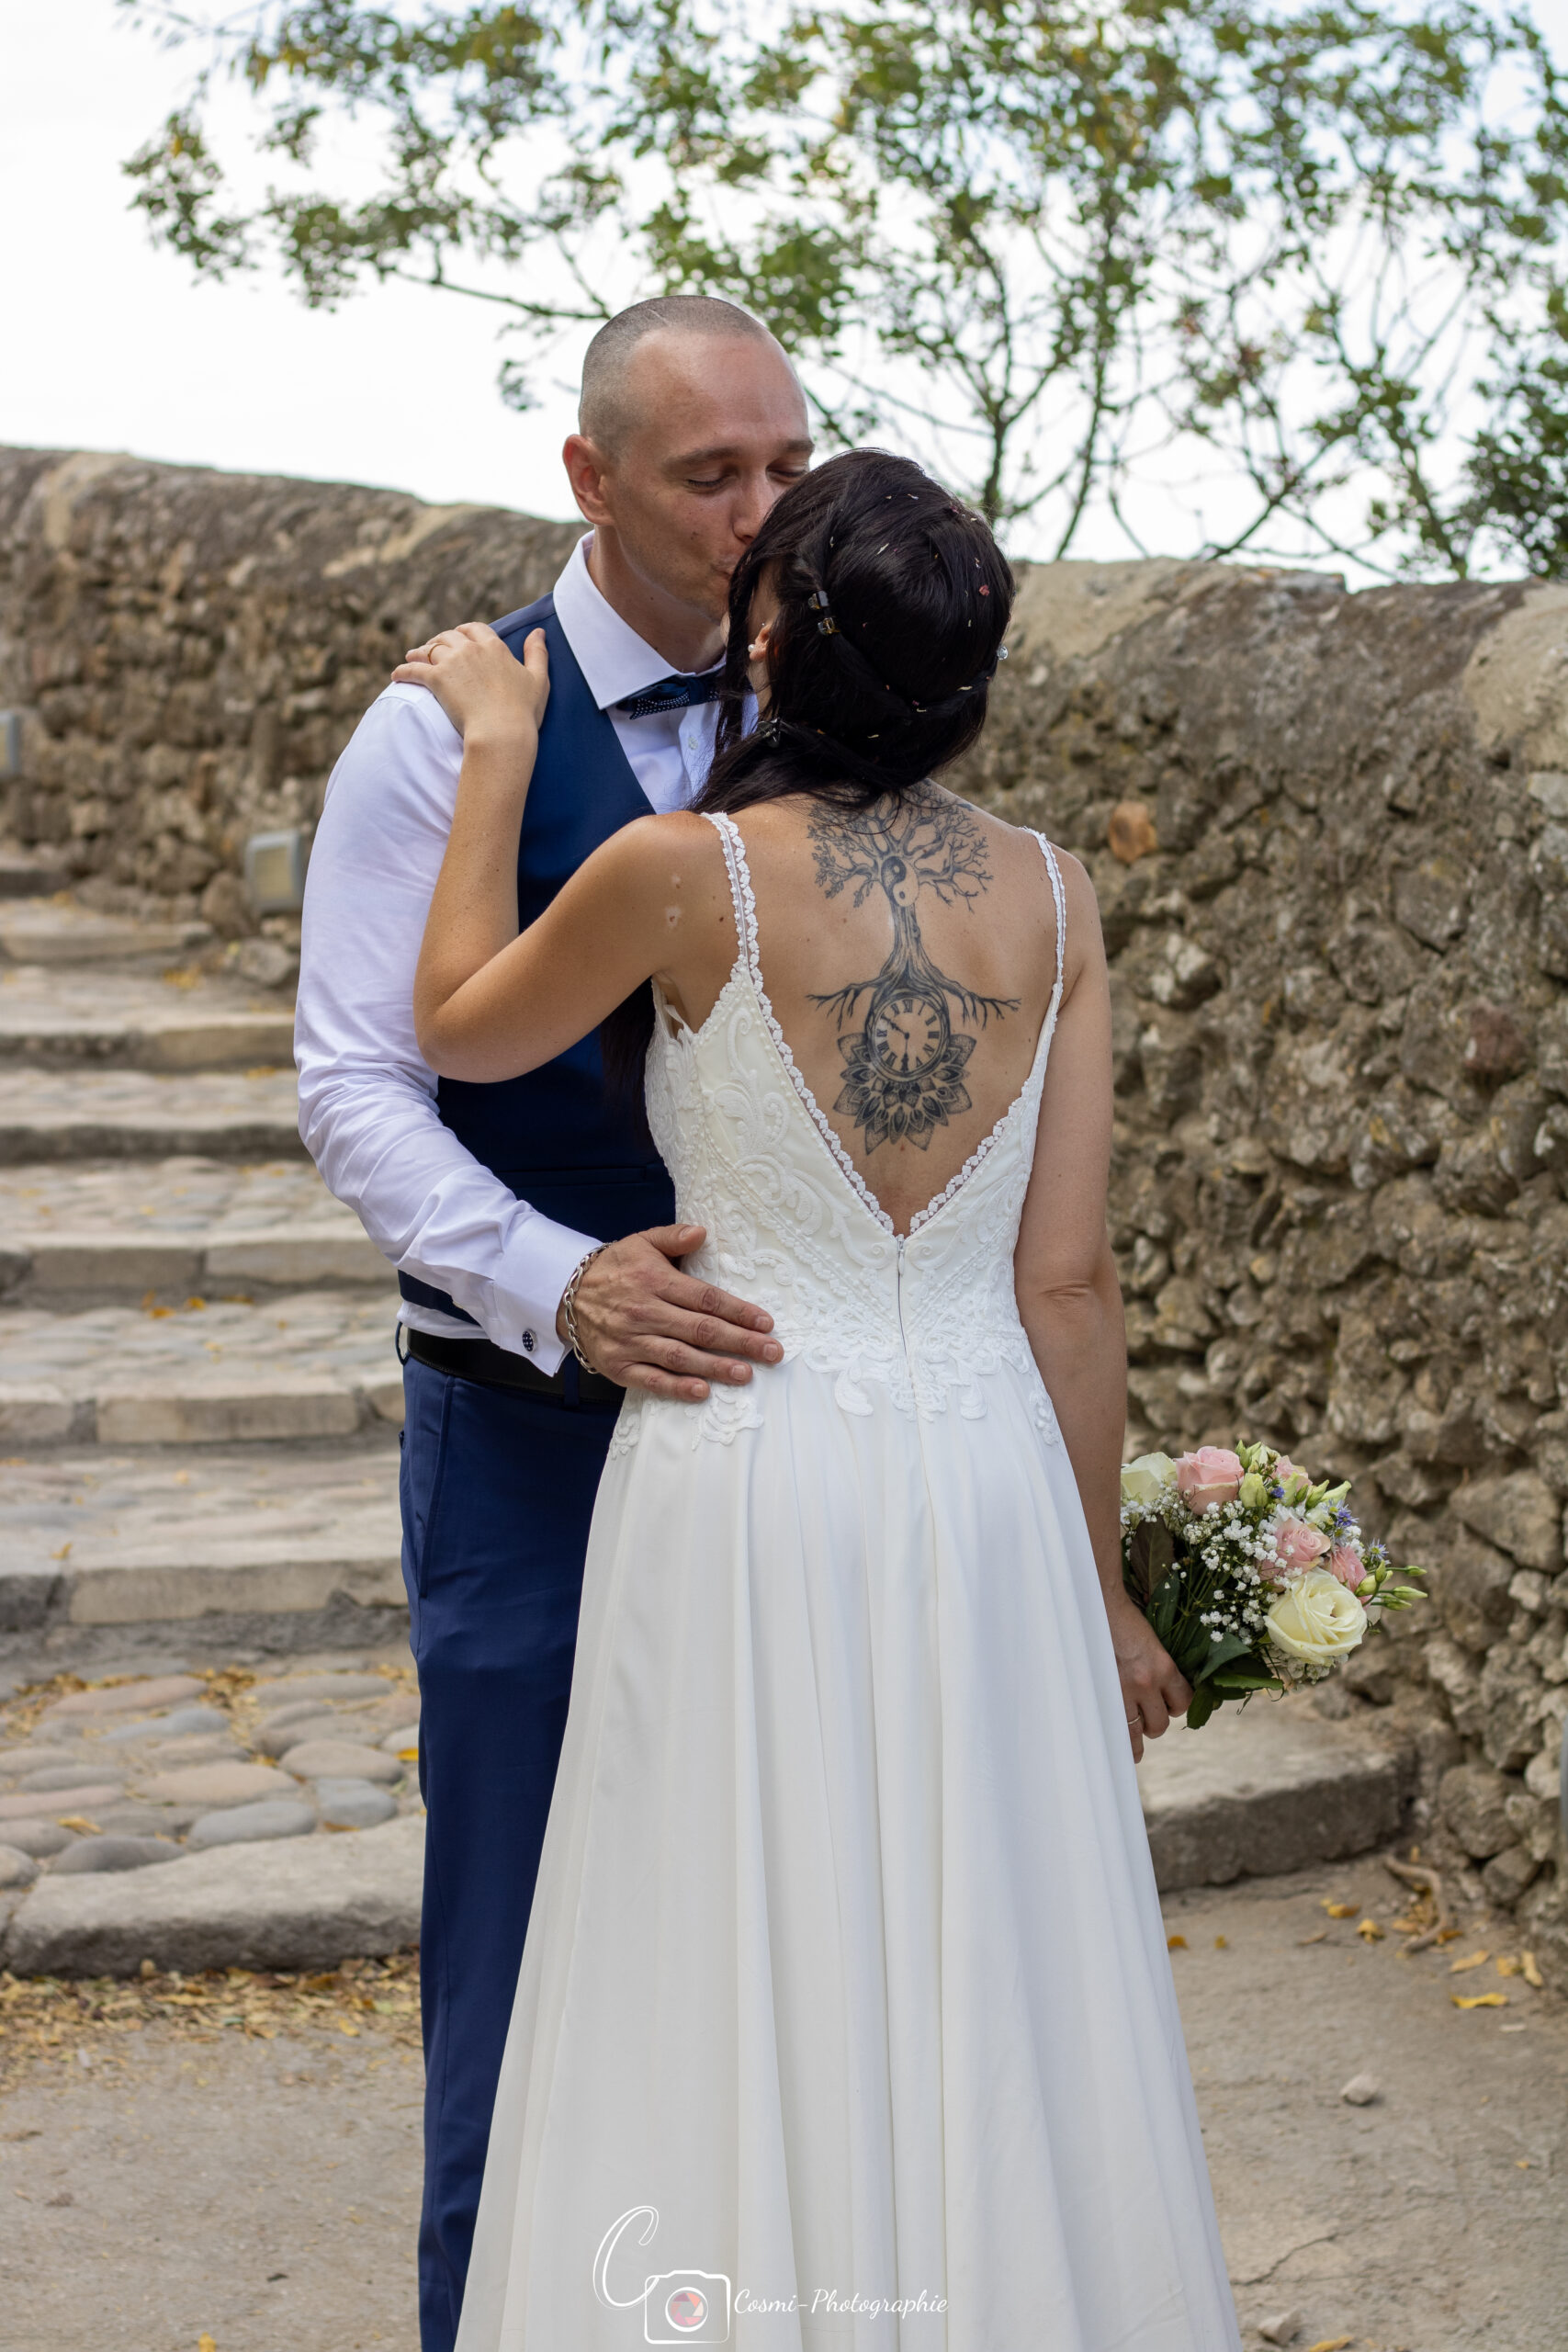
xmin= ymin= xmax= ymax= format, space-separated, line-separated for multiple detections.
xmin=1213 ymin=1936 xmax=1227 ymax=1950
xmin=1496 ymin=1955 xmax=1525 ymax=1977
xmin=1297 ymin=1929 xmax=1328 ymax=1945
xmin=1451 ymin=1993 xmax=1508 ymax=2009
xmin=1449 ymin=1950 xmax=1490 ymax=1973
xmin=1522 ymin=1952 xmax=1544 ymax=1989
xmin=54 ymin=1816 xmax=99 ymax=1836
xmin=1356 ymin=1918 xmax=1384 ymax=1941
xmin=1306 ymin=2339 xmax=1352 ymax=2352
xmin=1322 ymin=1902 xmax=1356 ymax=1918
xmin=1167 ymin=1935 xmax=1187 ymax=1950
xmin=1437 ymin=1927 xmax=1463 ymax=1944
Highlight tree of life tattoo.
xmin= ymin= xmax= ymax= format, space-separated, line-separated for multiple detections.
xmin=807 ymin=792 xmax=1018 ymax=1153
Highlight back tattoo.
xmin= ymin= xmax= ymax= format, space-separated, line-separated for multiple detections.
xmin=807 ymin=790 xmax=1019 ymax=1153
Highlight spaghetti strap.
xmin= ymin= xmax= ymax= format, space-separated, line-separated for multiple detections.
xmin=701 ymin=809 xmax=757 ymax=982
xmin=1032 ymin=831 xmax=1066 ymax=1022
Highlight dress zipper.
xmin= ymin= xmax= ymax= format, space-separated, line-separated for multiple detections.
xmin=895 ymin=1234 xmax=908 ymax=1363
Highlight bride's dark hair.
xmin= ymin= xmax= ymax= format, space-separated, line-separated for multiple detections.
xmin=695 ymin=447 xmax=1014 ymax=815
xmin=603 ymin=448 xmax=1013 ymax=1097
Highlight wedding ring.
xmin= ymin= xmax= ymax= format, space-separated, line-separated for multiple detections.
xmin=1125 ymin=1713 xmax=1142 ymax=1727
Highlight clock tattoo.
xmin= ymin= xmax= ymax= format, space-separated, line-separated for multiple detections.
xmin=807 ymin=790 xmax=1018 ymax=1153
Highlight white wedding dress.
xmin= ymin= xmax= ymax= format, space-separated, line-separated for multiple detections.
xmin=456 ymin=817 xmax=1239 ymax=2350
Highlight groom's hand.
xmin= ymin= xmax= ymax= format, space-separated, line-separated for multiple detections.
xmin=560 ymin=1225 xmax=783 ymax=1402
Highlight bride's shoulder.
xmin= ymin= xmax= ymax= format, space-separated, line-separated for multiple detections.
xmin=597 ymin=808 xmax=728 ymax=878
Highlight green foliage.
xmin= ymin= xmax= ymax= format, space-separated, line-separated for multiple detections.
xmin=118 ymin=2 xmax=1568 ymax=569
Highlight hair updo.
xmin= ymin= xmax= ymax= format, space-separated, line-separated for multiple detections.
xmin=694 ymin=448 xmax=1014 ymax=816
xmin=602 ymin=450 xmax=1011 ymax=1100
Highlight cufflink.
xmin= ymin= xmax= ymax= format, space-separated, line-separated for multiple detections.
xmin=522 ymin=1329 xmax=536 ymax=1353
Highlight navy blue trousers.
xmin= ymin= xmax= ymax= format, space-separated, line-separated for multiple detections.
xmin=399 ymin=1353 xmax=621 ymax=2352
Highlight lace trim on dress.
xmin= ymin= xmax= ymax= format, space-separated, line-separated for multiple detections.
xmin=705 ymin=810 xmax=897 ymax=1235
xmin=704 ymin=809 xmax=1068 ymax=1245
xmin=907 ymin=830 xmax=1068 ymax=1235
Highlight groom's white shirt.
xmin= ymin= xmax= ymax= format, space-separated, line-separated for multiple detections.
xmin=295 ymin=532 xmax=732 ymax=1373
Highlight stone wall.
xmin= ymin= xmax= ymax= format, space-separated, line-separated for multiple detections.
xmin=3 ymin=445 xmax=1566 ymax=1964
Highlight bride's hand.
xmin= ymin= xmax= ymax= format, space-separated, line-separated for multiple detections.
xmin=392 ymin=622 xmax=549 ymax=747
xmin=1105 ymin=1597 xmax=1192 ymax=1763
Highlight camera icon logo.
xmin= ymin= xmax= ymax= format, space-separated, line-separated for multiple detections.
xmin=645 ymin=2270 xmax=731 ymax=2343
xmin=593 ymin=2208 xmax=732 ymax=2344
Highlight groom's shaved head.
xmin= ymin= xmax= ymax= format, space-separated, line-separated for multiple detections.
xmin=564 ymin=293 xmax=809 ymax=651
xmin=580 ymin=297 xmax=785 ymax=454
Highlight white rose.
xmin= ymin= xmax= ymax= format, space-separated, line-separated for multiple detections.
xmin=1266 ymin=1568 xmax=1368 ymax=1666
xmin=1121 ymin=1452 xmax=1178 ymax=1507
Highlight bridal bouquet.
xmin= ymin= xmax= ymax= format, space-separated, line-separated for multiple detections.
xmin=1121 ymin=1442 xmax=1426 ymax=1728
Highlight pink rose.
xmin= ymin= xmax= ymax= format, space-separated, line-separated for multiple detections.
xmin=1270 ymin=1517 xmax=1329 ymax=1575
xmin=1175 ymin=1447 xmax=1244 ymax=1513
xmin=1327 ymin=1544 xmax=1366 ymax=1591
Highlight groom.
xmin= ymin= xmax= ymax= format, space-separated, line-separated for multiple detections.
xmin=296 ymin=297 xmax=810 ymax=2351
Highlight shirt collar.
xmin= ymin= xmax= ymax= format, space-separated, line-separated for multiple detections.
xmin=551 ymin=533 xmax=721 ymax=711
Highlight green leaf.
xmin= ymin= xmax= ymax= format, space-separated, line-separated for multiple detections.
xmin=1147 ymin=1568 xmax=1182 ymax=1647
xmin=1185 ymin=1682 xmax=1221 ymax=1731
xmin=1123 ymin=1519 xmax=1175 ymax=1611
xmin=1192 ymin=1630 xmax=1257 ymax=1685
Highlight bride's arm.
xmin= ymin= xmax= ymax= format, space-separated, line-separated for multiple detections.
xmin=1013 ymin=853 xmax=1191 ymax=1760
xmin=401 ymin=628 xmax=727 ymax=1080
xmin=397 ymin=622 xmax=551 ymax=1044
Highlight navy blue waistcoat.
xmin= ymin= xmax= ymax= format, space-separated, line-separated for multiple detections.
xmin=399 ymin=593 xmax=675 ymax=1326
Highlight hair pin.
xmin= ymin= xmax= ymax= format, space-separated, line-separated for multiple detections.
xmin=807 ymin=586 xmax=838 ymax=637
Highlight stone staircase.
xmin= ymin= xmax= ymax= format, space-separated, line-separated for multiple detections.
xmin=0 ymin=898 xmax=404 ymax=1668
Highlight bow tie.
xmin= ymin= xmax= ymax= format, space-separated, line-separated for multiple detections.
xmin=614 ymin=671 xmax=727 ymax=723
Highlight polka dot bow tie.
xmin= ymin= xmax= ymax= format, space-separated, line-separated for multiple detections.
xmin=614 ymin=671 xmax=728 ymax=722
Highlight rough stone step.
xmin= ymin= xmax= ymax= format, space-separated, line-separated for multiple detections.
xmin=0 ymin=1445 xmax=403 ymax=1641
xmin=1137 ymin=1696 xmax=1414 ymax=1888
xmin=4 ymin=1224 xmax=390 ymax=1299
xmin=0 ymin=848 xmax=68 ymax=899
xmin=0 ymin=1067 xmax=306 ymax=1162
xmin=0 ymin=956 xmax=295 ymax=1068
xmin=0 ymin=1007 xmax=296 ymax=1071
xmin=0 ymin=1156 xmax=385 ymax=1303
xmin=0 ymin=1808 xmax=423 ymax=1974
xmin=0 ymin=896 xmax=210 ymax=966
xmin=0 ymin=1289 xmax=404 ymax=1449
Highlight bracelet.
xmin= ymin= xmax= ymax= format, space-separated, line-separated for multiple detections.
xmin=559 ymin=1244 xmax=608 ymax=1372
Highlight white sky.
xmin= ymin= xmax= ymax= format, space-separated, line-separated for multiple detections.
xmin=5 ymin=0 xmax=1568 ymax=564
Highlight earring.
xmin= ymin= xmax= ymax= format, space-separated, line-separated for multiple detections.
xmin=747 ymin=639 xmax=768 ymax=660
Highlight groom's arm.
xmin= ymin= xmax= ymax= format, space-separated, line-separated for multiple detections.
xmin=296 ymin=684 xmax=597 ymax=1374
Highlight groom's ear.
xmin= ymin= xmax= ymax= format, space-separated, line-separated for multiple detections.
xmin=563 ymin=433 xmax=614 ymax=526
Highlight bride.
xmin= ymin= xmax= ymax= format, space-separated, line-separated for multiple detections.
xmin=403 ymin=450 xmax=1240 ymax=2349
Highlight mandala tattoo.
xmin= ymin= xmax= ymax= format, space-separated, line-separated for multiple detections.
xmin=807 ymin=790 xmax=1018 ymax=1154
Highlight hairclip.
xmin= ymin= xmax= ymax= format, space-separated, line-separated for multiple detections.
xmin=758 ymin=714 xmax=784 ymax=745
xmin=807 ymin=586 xmax=838 ymax=638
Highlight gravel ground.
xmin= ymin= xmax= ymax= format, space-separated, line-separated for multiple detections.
xmin=0 ymin=1860 xmax=1562 ymax=2352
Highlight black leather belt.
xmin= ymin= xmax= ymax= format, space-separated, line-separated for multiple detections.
xmin=402 ymin=1325 xmax=624 ymax=1408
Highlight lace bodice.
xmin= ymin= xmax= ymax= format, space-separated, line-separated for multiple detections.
xmin=619 ymin=811 xmax=1067 ymax=1453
